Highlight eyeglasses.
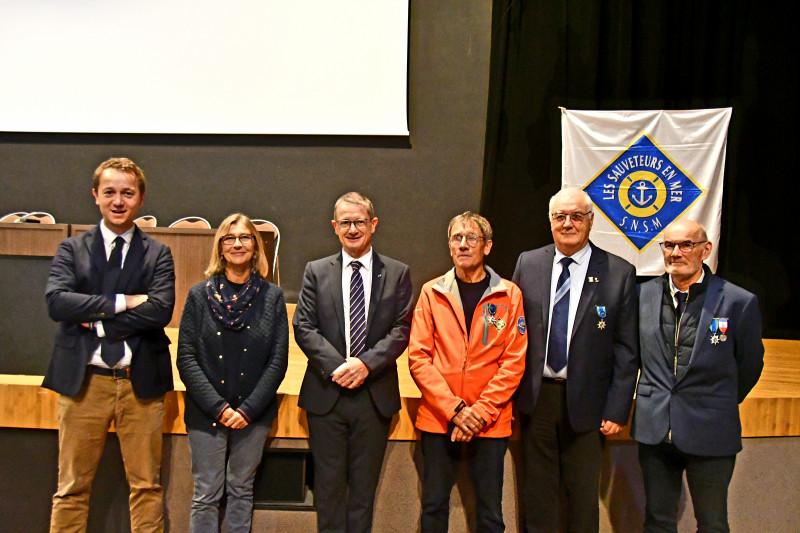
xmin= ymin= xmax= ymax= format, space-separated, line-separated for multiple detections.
xmin=551 ymin=211 xmax=592 ymax=224
xmin=659 ymin=240 xmax=707 ymax=253
xmin=449 ymin=233 xmax=484 ymax=247
xmin=336 ymin=219 xmax=370 ymax=230
xmin=221 ymin=234 xmax=254 ymax=246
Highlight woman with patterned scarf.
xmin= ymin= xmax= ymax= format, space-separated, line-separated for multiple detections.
xmin=177 ymin=213 xmax=288 ymax=532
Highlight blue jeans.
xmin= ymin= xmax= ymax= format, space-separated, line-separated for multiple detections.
xmin=420 ymin=431 xmax=508 ymax=533
xmin=187 ymin=418 xmax=272 ymax=533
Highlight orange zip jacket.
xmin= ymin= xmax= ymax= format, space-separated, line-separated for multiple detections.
xmin=408 ymin=267 xmax=527 ymax=437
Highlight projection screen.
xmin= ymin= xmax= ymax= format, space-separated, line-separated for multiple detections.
xmin=0 ymin=0 xmax=409 ymax=135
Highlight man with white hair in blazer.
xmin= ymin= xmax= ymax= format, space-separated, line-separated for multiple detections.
xmin=632 ymin=219 xmax=764 ymax=533
xmin=512 ymin=187 xmax=639 ymax=532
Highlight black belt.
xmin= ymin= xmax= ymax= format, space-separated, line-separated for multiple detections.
xmin=89 ymin=366 xmax=130 ymax=379
xmin=542 ymin=377 xmax=566 ymax=384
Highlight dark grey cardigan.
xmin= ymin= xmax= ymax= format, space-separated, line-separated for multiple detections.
xmin=177 ymin=278 xmax=289 ymax=433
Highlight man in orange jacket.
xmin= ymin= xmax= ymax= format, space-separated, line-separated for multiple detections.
xmin=408 ymin=211 xmax=527 ymax=533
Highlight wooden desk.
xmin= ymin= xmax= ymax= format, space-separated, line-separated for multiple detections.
xmin=0 ymin=222 xmax=69 ymax=256
xmin=0 ymin=304 xmax=798 ymax=440
xmin=71 ymin=225 xmax=276 ymax=328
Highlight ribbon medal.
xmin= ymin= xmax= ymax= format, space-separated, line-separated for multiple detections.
xmin=486 ymin=303 xmax=506 ymax=331
xmin=709 ymin=318 xmax=720 ymax=345
xmin=718 ymin=317 xmax=729 ymax=342
xmin=596 ymin=306 xmax=607 ymax=330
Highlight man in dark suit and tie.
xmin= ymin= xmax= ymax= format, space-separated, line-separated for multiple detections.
xmin=293 ymin=191 xmax=413 ymax=532
xmin=44 ymin=157 xmax=175 ymax=533
xmin=632 ymin=219 xmax=764 ymax=532
xmin=512 ymin=187 xmax=639 ymax=532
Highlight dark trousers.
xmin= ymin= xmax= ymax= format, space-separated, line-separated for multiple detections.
xmin=638 ymin=442 xmax=736 ymax=533
xmin=307 ymin=387 xmax=391 ymax=533
xmin=520 ymin=379 xmax=604 ymax=533
xmin=420 ymin=431 xmax=508 ymax=533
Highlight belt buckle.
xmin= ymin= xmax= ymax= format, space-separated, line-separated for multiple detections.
xmin=112 ymin=367 xmax=130 ymax=379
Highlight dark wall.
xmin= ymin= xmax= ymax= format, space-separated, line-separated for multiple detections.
xmin=483 ymin=0 xmax=800 ymax=339
xmin=0 ymin=1 xmax=493 ymax=374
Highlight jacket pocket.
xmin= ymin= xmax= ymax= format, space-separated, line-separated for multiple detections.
xmin=636 ymin=383 xmax=653 ymax=397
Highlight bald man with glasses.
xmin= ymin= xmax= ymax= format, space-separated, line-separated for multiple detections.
xmin=632 ymin=219 xmax=764 ymax=532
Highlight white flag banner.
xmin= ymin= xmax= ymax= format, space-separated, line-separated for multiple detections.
xmin=561 ymin=107 xmax=732 ymax=275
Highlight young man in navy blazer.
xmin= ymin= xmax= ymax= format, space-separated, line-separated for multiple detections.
xmin=293 ymin=192 xmax=413 ymax=533
xmin=44 ymin=157 xmax=175 ymax=532
xmin=632 ymin=219 xmax=764 ymax=532
xmin=512 ymin=188 xmax=639 ymax=532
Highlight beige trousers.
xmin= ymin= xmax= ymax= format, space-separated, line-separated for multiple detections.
xmin=50 ymin=372 xmax=165 ymax=533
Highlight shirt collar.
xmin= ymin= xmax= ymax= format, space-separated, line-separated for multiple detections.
xmin=99 ymin=221 xmax=134 ymax=246
xmin=342 ymin=247 xmax=373 ymax=272
xmin=669 ymin=268 xmax=705 ymax=297
xmin=554 ymin=242 xmax=591 ymax=265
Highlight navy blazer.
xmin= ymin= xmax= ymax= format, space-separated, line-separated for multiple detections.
xmin=512 ymin=242 xmax=640 ymax=432
xmin=631 ymin=272 xmax=764 ymax=456
xmin=43 ymin=225 xmax=176 ymax=399
xmin=292 ymin=251 xmax=413 ymax=418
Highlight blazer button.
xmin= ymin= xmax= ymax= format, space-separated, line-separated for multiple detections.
xmin=221 ymin=380 xmax=225 ymax=384
xmin=240 ymin=372 xmax=244 ymax=376
xmin=243 ymin=348 xmax=247 ymax=352
xmin=212 ymin=422 xmax=217 ymax=427
xmin=219 ymin=355 xmax=223 ymax=359
xmin=217 ymin=332 xmax=221 ymax=335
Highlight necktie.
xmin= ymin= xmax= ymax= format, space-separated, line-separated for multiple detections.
xmin=101 ymin=236 xmax=125 ymax=367
xmin=547 ymin=257 xmax=573 ymax=373
xmin=349 ymin=261 xmax=366 ymax=358
xmin=675 ymin=291 xmax=687 ymax=321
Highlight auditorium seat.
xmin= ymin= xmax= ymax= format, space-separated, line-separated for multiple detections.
xmin=169 ymin=216 xmax=211 ymax=229
xmin=20 ymin=211 xmax=55 ymax=223
xmin=134 ymin=215 xmax=158 ymax=228
xmin=0 ymin=211 xmax=28 ymax=223
xmin=252 ymin=219 xmax=281 ymax=284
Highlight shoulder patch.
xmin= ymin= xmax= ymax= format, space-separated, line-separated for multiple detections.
xmin=517 ymin=317 xmax=526 ymax=335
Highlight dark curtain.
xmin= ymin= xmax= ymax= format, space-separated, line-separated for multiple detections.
xmin=482 ymin=0 xmax=800 ymax=339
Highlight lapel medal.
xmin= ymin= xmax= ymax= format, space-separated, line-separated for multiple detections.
xmin=718 ymin=317 xmax=729 ymax=342
xmin=596 ymin=306 xmax=606 ymax=330
xmin=709 ymin=318 xmax=720 ymax=345
xmin=486 ymin=303 xmax=505 ymax=331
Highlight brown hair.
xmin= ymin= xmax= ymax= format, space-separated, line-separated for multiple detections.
xmin=447 ymin=211 xmax=493 ymax=242
xmin=92 ymin=157 xmax=146 ymax=195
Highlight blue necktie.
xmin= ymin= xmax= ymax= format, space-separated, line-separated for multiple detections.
xmin=349 ymin=261 xmax=366 ymax=358
xmin=547 ymin=257 xmax=573 ymax=373
xmin=675 ymin=291 xmax=687 ymax=320
xmin=101 ymin=236 xmax=125 ymax=367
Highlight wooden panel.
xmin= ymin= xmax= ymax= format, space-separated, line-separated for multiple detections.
xmin=0 ymin=222 xmax=69 ymax=256
xmin=740 ymin=339 xmax=800 ymax=437
xmin=72 ymin=225 xmax=276 ymax=328
xmin=7 ymin=306 xmax=797 ymax=440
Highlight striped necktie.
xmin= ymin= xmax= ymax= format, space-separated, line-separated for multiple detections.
xmin=349 ymin=260 xmax=366 ymax=357
xmin=547 ymin=256 xmax=573 ymax=373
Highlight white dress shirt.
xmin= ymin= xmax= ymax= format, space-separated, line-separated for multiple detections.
xmin=341 ymin=247 xmax=373 ymax=358
xmin=544 ymin=243 xmax=592 ymax=379
xmin=89 ymin=221 xmax=134 ymax=369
